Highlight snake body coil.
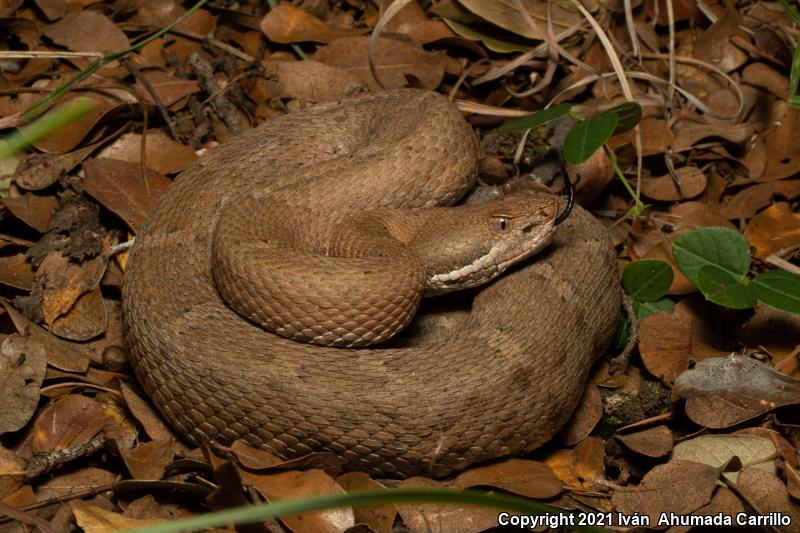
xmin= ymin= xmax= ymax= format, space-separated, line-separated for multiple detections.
xmin=123 ymin=91 xmax=620 ymax=478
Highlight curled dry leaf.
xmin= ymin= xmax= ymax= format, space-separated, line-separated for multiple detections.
xmin=0 ymin=334 xmax=47 ymax=434
xmin=665 ymin=487 xmax=744 ymax=533
xmin=673 ymin=354 xmax=800 ymax=428
xmin=638 ymin=299 xmax=725 ymax=384
xmin=744 ymin=202 xmax=800 ymax=258
xmin=397 ymin=476 xmax=498 ymax=533
xmin=611 ymin=460 xmax=720 ymax=524
xmin=452 ymin=458 xmax=562 ymax=499
xmin=82 ymin=158 xmax=172 ymax=233
xmin=336 ymin=472 xmax=395 ymax=533
xmin=31 ymin=395 xmax=107 ymax=453
xmin=96 ymin=132 xmax=198 ymax=175
xmin=670 ymin=120 xmax=754 ymax=153
xmin=742 ymin=62 xmax=789 ymax=98
xmin=1 ymin=299 xmax=90 ymax=372
xmin=260 ymin=3 xmax=367 ymax=44
xmin=640 ymin=166 xmax=707 ymax=201
xmin=261 ymin=60 xmax=367 ymax=102
xmin=312 ymin=36 xmax=446 ymax=91
xmin=616 ymin=425 xmax=673 ymax=458
xmin=672 ymin=434 xmax=778 ymax=483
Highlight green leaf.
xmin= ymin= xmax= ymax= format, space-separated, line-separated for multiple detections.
xmin=695 ymin=265 xmax=757 ymax=309
xmin=124 ymin=488 xmax=604 ymax=533
xmin=672 ymin=227 xmax=751 ymax=287
xmin=790 ymin=41 xmax=800 ymax=107
xmin=496 ymin=103 xmax=572 ymax=132
xmin=634 ymin=298 xmax=674 ymax=321
xmin=751 ymin=270 xmax=800 ymax=314
xmin=563 ymin=111 xmax=618 ymax=165
xmin=611 ymin=311 xmax=630 ymax=351
xmin=622 ymin=259 xmax=673 ymax=302
xmin=607 ymin=101 xmax=642 ymax=136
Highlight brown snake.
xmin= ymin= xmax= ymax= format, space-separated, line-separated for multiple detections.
xmin=123 ymin=90 xmax=620 ymax=478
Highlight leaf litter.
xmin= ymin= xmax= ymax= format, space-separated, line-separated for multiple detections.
xmin=0 ymin=0 xmax=799 ymax=531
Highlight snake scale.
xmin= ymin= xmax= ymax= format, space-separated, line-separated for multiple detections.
xmin=123 ymin=90 xmax=620 ymax=478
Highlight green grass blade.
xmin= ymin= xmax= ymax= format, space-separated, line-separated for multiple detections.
xmin=124 ymin=488 xmax=604 ymax=533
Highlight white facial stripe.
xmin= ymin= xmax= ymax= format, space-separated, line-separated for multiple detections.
xmin=428 ymin=221 xmax=556 ymax=292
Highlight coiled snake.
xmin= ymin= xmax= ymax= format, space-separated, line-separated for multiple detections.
xmin=123 ymin=90 xmax=620 ymax=478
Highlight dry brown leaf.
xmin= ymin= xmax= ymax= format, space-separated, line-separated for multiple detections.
xmin=131 ymin=70 xmax=200 ymax=108
xmin=760 ymin=102 xmax=800 ymax=181
xmin=616 ymin=425 xmax=673 ymax=458
xmin=119 ymin=383 xmax=177 ymax=443
xmin=721 ymin=179 xmax=800 ymax=220
xmin=13 ymin=143 xmax=96 ymax=191
xmin=71 ymin=499 xmax=163 ymax=532
xmin=396 ymin=476 xmax=497 ymax=533
xmin=611 ymin=460 xmax=719 ymax=524
xmin=0 ymin=253 xmax=35 ymax=290
xmin=50 ymin=286 xmax=107 ymax=341
xmin=37 ymin=245 xmax=107 ymax=328
xmin=246 ymin=469 xmax=355 ymax=533
xmin=673 ymin=355 xmax=800 ymax=428
xmin=452 ymin=458 xmax=561 ymax=499
xmin=744 ymin=202 xmax=800 ymax=258
xmin=665 ymin=487 xmax=744 ymax=533
xmin=96 ymin=132 xmax=198 ymax=175
xmin=32 ymin=95 xmax=124 ymax=154
xmin=336 ymin=472 xmax=395 ymax=533
xmin=1 ymin=299 xmax=89 ymax=372
xmin=261 ymin=60 xmax=367 ymax=102
xmin=738 ymin=305 xmax=800 ymax=365
xmin=260 ymin=4 xmax=367 ymax=44
xmin=0 ymin=444 xmax=27 ymax=500
xmin=44 ymin=11 xmax=129 ymax=52
xmin=638 ymin=299 xmax=725 ymax=384
xmin=743 ymin=62 xmax=789 ymax=98
xmin=735 ymin=467 xmax=800 ymax=531
xmin=1 ymin=192 xmax=59 ymax=232
xmin=670 ymin=120 xmax=754 ymax=152
xmin=35 ymin=466 xmax=117 ymax=501
xmin=543 ymin=436 xmax=606 ymax=489
xmin=673 ymin=434 xmax=777 ymax=483
xmin=0 ymin=334 xmax=47 ymax=434
xmin=558 ymin=383 xmax=602 ymax=447
xmin=82 ymin=158 xmax=172 ymax=233
xmin=229 ymin=439 xmax=284 ymax=470
xmin=313 ymin=36 xmax=446 ymax=90
xmin=32 ymin=0 xmax=65 ymax=21
xmin=32 ymin=395 xmax=106 ymax=453
xmin=121 ymin=440 xmax=174 ymax=481
xmin=570 ymin=149 xmax=613 ymax=206
xmin=641 ymin=166 xmax=707 ymax=201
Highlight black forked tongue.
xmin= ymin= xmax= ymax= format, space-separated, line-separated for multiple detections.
xmin=554 ymin=149 xmax=575 ymax=226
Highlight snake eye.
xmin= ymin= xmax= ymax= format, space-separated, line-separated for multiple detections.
xmin=492 ymin=217 xmax=511 ymax=234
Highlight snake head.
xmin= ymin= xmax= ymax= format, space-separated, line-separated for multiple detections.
xmin=419 ymin=191 xmax=559 ymax=296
